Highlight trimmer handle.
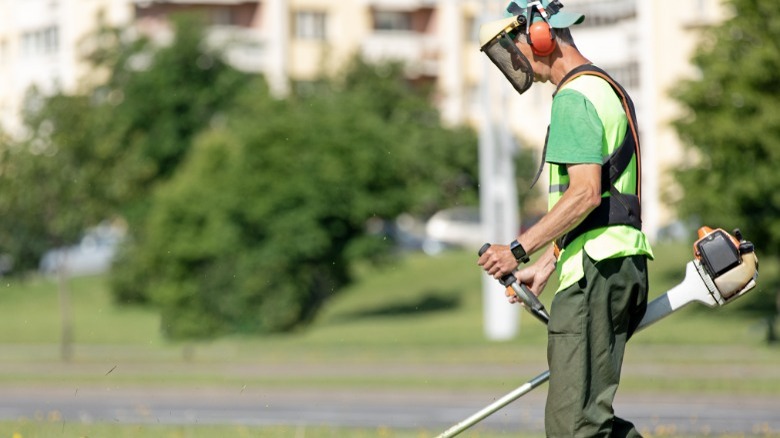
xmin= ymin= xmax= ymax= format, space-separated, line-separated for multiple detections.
xmin=479 ymin=243 xmax=550 ymax=324
xmin=479 ymin=243 xmax=517 ymax=286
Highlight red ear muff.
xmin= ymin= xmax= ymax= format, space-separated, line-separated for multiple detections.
xmin=528 ymin=21 xmax=556 ymax=56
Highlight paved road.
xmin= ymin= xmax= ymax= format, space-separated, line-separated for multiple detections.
xmin=2 ymin=386 xmax=779 ymax=436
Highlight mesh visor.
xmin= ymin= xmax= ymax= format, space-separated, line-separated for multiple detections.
xmin=482 ymin=32 xmax=533 ymax=95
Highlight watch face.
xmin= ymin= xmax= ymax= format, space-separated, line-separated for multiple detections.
xmin=511 ymin=240 xmax=528 ymax=262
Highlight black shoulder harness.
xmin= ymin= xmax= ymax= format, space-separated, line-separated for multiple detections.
xmin=542 ymin=64 xmax=643 ymax=250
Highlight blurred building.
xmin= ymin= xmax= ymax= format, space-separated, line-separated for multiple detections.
xmin=0 ymin=0 xmax=132 ymax=136
xmin=0 ymin=0 xmax=729 ymax=239
xmin=130 ymin=0 xmax=485 ymax=125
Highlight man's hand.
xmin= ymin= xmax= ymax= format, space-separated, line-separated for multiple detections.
xmin=512 ymin=262 xmax=552 ymax=302
xmin=477 ymin=244 xmax=519 ymax=279
xmin=506 ymin=246 xmax=558 ymax=305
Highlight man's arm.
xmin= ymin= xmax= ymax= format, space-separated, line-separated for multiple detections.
xmin=478 ymin=162 xmax=601 ymax=280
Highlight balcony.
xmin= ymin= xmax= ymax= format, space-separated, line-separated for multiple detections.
xmin=134 ymin=0 xmax=258 ymax=5
xmin=207 ymin=26 xmax=266 ymax=72
xmin=132 ymin=0 xmax=267 ymax=73
xmin=360 ymin=32 xmax=439 ymax=77
xmin=566 ymin=0 xmax=636 ymax=27
xmin=358 ymin=0 xmax=437 ymax=11
xmin=134 ymin=0 xmax=259 ymax=28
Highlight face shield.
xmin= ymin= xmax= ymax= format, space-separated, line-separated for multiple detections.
xmin=479 ymin=17 xmax=534 ymax=95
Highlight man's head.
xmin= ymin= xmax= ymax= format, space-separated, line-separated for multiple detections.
xmin=479 ymin=0 xmax=584 ymax=94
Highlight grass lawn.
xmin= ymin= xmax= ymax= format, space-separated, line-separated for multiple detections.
xmin=0 ymin=243 xmax=777 ymax=387
xmin=0 ymin=242 xmax=777 ymax=437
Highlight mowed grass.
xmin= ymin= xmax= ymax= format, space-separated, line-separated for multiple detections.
xmin=0 ymin=242 xmax=777 ymax=391
xmin=0 ymin=243 xmax=778 ymax=437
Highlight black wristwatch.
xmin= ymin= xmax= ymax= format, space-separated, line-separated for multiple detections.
xmin=510 ymin=239 xmax=530 ymax=264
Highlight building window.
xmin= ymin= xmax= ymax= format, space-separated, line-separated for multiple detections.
xmin=373 ymin=11 xmax=413 ymax=31
xmin=294 ymin=11 xmax=327 ymax=41
xmin=20 ymin=26 xmax=60 ymax=58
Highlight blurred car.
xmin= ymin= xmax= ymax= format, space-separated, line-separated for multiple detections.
xmin=39 ymin=222 xmax=125 ymax=277
xmin=365 ymin=213 xmax=428 ymax=252
xmin=424 ymin=206 xmax=484 ymax=253
xmin=424 ymin=206 xmax=542 ymax=255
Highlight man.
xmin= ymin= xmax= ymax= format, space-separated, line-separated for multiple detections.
xmin=476 ymin=1 xmax=654 ymax=437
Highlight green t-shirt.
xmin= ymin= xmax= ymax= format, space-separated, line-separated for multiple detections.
xmin=546 ymin=74 xmax=654 ymax=292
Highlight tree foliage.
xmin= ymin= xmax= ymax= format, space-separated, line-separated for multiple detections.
xmin=0 ymin=13 xmax=482 ymax=339
xmin=0 ymin=92 xmax=107 ymax=273
xmin=0 ymin=14 xmax=253 ymax=274
xmin=126 ymin=58 xmax=480 ymax=339
xmin=84 ymin=13 xmax=253 ymax=226
xmin=672 ymin=0 xmax=780 ymax=254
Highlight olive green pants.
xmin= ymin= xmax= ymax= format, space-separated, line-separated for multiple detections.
xmin=545 ymin=254 xmax=648 ymax=438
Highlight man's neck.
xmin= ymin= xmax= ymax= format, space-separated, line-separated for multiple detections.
xmin=549 ymin=47 xmax=591 ymax=86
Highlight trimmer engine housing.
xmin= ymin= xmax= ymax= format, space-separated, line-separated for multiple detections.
xmin=693 ymin=227 xmax=758 ymax=303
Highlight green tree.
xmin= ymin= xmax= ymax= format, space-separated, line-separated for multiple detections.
xmin=0 ymin=14 xmax=262 ymax=351
xmin=0 ymin=89 xmax=112 ymax=360
xmin=0 ymin=14 xmax=482 ymax=339
xmin=130 ymin=58 xmax=480 ymax=339
xmin=0 ymin=15 xmax=252 ymax=278
xmin=672 ymin=0 xmax=780 ymax=254
xmin=84 ymin=14 xmax=253 ymax=226
xmin=83 ymin=15 xmax=258 ymax=304
xmin=0 ymin=91 xmax=105 ymax=273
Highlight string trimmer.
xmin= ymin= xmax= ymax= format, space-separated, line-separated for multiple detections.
xmin=437 ymin=226 xmax=758 ymax=438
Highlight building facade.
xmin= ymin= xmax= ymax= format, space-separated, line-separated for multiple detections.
xmin=0 ymin=0 xmax=729 ymax=239
xmin=0 ymin=0 xmax=132 ymax=136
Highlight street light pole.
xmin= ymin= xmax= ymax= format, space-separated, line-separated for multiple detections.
xmin=478 ymin=0 xmax=520 ymax=340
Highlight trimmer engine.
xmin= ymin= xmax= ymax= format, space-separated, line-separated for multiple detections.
xmin=693 ymin=227 xmax=758 ymax=304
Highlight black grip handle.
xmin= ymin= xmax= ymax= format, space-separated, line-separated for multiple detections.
xmin=478 ymin=243 xmax=516 ymax=286
xmin=479 ymin=243 xmax=551 ymax=324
